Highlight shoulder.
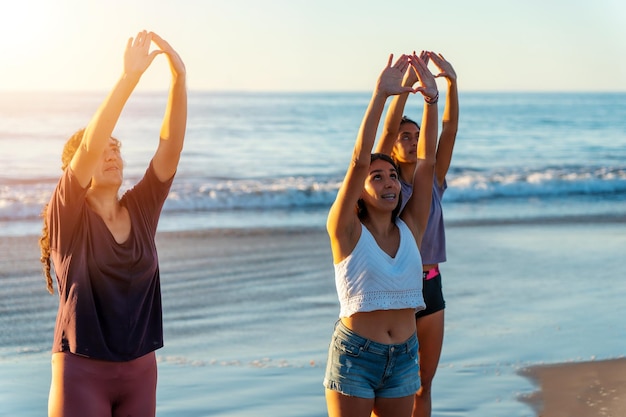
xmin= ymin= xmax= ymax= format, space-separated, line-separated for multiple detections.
xmin=328 ymin=218 xmax=364 ymax=264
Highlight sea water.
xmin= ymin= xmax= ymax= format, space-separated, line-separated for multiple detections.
xmin=1 ymin=91 xmax=625 ymax=416
xmin=1 ymin=91 xmax=625 ymax=236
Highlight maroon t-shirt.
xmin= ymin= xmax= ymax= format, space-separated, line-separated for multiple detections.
xmin=47 ymin=162 xmax=173 ymax=361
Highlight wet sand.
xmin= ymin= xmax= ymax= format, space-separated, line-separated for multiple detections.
xmin=520 ymin=358 xmax=626 ymax=417
xmin=1 ymin=222 xmax=625 ymax=416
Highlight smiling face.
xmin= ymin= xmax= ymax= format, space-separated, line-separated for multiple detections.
xmin=360 ymin=157 xmax=401 ymax=214
xmin=91 ymin=137 xmax=123 ymax=189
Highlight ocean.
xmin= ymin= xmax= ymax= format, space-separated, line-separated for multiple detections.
xmin=1 ymin=91 xmax=625 ymax=416
xmin=2 ymin=91 xmax=626 ymax=236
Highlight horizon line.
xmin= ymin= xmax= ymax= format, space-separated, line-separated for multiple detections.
xmin=1 ymin=88 xmax=625 ymax=94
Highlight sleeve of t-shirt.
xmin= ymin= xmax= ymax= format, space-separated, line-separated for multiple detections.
xmin=47 ymin=168 xmax=89 ymax=254
xmin=123 ymin=161 xmax=175 ymax=235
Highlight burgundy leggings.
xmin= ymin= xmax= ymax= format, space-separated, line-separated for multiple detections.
xmin=48 ymin=351 xmax=157 ymax=417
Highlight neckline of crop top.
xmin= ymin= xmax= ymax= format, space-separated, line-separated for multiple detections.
xmin=335 ymin=218 xmax=415 ymax=268
xmin=360 ymin=222 xmax=402 ymax=260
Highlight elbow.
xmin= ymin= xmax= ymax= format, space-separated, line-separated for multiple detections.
xmin=350 ymin=150 xmax=371 ymax=170
xmin=420 ymin=156 xmax=436 ymax=170
xmin=415 ymin=159 xmax=435 ymax=181
xmin=380 ymin=127 xmax=398 ymax=143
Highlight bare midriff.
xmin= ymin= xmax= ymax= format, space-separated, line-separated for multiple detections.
xmin=341 ymin=308 xmax=416 ymax=344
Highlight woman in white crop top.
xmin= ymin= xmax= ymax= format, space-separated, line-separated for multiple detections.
xmin=324 ymin=52 xmax=439 ymax=417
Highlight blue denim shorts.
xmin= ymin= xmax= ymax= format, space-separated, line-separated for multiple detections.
xmin=323 ymin=320 xmax=420 ymax=399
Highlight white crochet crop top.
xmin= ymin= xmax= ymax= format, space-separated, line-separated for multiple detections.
xmin=333 ymin=219 xmax=425 ymax=318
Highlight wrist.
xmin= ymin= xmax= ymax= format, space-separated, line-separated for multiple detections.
xmin=171 ymin=72 xmax=187 ymax=85
xmin=424 ymin=91 xmax=439 ymax=105
xmin=121 ymin=71 xmax=142 ymax=85
xmin=373 ymin=89 xmax=390 ymax=101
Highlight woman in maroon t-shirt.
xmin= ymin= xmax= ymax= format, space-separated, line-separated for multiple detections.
xmin=40 ymin=30 xmax=186 ymax=417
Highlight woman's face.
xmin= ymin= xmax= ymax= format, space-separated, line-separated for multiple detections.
xmin=393 ymin=123 xmax=419 ymax=164
xmin=91 ymin=137 xmax=123 ymax=189
xmin=361 ymin=158 xmax=401 ymax=212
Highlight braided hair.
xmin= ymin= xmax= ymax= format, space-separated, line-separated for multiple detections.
xmin=39 ymin=129 xmax=85 ymax=294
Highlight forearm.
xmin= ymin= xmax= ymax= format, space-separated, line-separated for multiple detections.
xmin=408 ymin=100 xmax=438 ymax=242
xmin=70 ymin=72 xmax=141 ymax=184
xmin=355 ymin=91 xmax=388 ymax=163
xmin=418 ymin=100 xmax=438 ymax=164
xmin=84 ymin=72 xmax=141 ymax=154
xmin=441 ymin=78 xmax=458 ymax=136
xmin=376 ymin=92 xmax=409 ymax=154
xmin=152 ymin=75 xmax=187 ymax=182
xmin=435 ymin=78 xmax=459 ymax=182
xmin=327 ymin=90 xmax=387 ymax=249
xmin=160 ymin=75 xmax=187 ymax=150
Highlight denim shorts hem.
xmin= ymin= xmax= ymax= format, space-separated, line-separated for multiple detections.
xmin=323 ymin=379 xmax=375 ymax=399
xmin=323 ymin=379 xmax=419 ymax=399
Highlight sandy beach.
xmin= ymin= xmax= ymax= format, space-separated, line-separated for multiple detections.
xmin=1 ymin=220 xmax=625 ymax=416
xmin=520 ymin=358 xmax=626 ymax=417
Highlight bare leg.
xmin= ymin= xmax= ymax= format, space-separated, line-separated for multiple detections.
xmin=412 ymin=309 xmax=445 ymax=417
xmin=326 ymin=389 xmax=375 ymax=417
xmin=373 ymin=395 xmax=415 ymax=417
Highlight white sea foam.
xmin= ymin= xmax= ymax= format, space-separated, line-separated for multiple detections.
xmin=1 ymin=91 xmax=625 ymax=235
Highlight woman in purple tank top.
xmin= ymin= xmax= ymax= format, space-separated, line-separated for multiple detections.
xmin=374 ymin=51 xmax=459 ymax=417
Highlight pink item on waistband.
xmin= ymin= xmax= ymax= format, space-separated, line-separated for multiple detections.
xmin=424 ymin=266 xmax=440 ymax=280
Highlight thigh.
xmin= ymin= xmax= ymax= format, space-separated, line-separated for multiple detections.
xmin=372 ymin=394 xmax=415 ymax=417
xmin=326 ymin=388 xmax=375 ymax=417
xmin=415 ymin=309 xmax=445 ymax=386
xmin=48 ymin=353 xmax=110 ymax=417
xmin=113 ymin=352 xmax=157 ymax=417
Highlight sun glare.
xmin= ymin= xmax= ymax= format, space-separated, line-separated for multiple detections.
xmin=0 ymin=1 xmax=54 ymax=54
xmin=0 ymin=1 xmax=64 ymax=90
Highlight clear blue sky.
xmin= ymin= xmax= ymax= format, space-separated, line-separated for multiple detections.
xmin=1 ymin=0 xmax=624 ymax=92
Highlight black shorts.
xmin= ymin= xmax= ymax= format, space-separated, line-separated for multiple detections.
xmin=416 ymin=272 xmax=445 ymax=318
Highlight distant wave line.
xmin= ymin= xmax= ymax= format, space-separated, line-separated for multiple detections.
xmin=1 ymin=166 xmax=626 ymax=221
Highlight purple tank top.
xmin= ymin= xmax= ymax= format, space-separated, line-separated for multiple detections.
xmin=400 ymin=178 xmax=447 ymax=264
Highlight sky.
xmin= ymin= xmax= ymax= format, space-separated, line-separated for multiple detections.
xmin=0 ymin=0 xmax=625 ymax=92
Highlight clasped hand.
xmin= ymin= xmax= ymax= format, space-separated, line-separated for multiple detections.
xmin=377 ymin=53 xmax=438 ymax=101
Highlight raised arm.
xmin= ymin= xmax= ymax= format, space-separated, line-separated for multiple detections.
xmin=375 ymin=51 xmax=427 ymax=155
xmin=70 ymin=31 xmax=162 ymax=188
xmin=401 ymin=53 xmax=438 ymax=247
xmin=150 ymin=32 xmax=187 ymax=182
xmin=327 ymin=55 xmax=414 ymax=262
xmin=428 ymin=52 xmax=458 ymax=187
